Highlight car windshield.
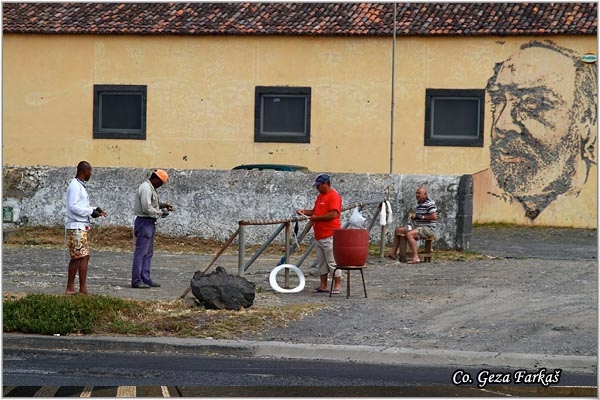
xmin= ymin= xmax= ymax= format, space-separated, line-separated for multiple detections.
xmin=232 ymin=164 xmax=309 ymax=172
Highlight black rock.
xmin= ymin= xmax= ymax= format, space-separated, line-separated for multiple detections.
xmin=190 ymin=266 xmax=256 ymax=310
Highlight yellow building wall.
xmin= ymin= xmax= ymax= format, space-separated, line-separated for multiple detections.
xmin=3 ymin=34 xmax=393 ymax=172
xmin=3 ymin=34 xmax=597 ymax=227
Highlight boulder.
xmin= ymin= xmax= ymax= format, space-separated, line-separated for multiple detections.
xmin=190 ymin=266 xmax=256 ymax=310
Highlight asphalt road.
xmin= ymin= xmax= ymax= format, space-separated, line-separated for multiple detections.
xmin=3 ymin=348 xmax=596 ymax=396
xmin=5 ymin=384 xmax=596 ymax=397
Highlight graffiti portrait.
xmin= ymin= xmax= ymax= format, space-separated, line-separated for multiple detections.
xmin=486 ymin=40 xmax=597 ymax=220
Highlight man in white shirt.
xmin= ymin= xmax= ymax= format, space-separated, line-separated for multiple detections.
xmin=65 ymin=161 xmax=106 ymax=295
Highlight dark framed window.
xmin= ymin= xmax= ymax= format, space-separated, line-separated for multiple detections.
xmin=255 ymin=86 xmax=311 ymax=143
xmin=93 ymin=85 xmax=147 ymax=139
xmin=424 ymin=89 xmax=484 ymax=147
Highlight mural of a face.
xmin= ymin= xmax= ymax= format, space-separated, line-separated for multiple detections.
xmin=487 ymin=41 xmax=597 ymax=220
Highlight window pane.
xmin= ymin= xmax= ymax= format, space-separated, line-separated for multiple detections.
xmin=254 ymin=86 xmax=311 ymax=143
xmin=100 ymin=93 xmax=142 ymax=130
xmin=94 ymin=84 xmax=146 ymax=140
xmin=432 ymin=98 xmax=479 ymax=138
xmin=262 ymin=95 xmax=306 ymax=135
xmin=424 ymin=89 xmax=484 ymax=147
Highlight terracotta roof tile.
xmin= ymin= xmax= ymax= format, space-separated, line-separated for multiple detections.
xmin=2 ymin=2 xmax=597 ymax=36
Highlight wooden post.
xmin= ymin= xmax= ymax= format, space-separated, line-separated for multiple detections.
xmin=238 ymin=224 xmax=245 ymax=276
xmin=379 ymin=202 xmax=387 ymax=258
xmin=284 ymin=221 xmax=290 ymax=288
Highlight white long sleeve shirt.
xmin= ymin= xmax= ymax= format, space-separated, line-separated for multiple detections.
xmin=65 ymin=178 xmax=94 ymax=229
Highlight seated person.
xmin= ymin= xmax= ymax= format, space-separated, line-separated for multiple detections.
xmin=386 ymin=186 xmax=437 ymax=264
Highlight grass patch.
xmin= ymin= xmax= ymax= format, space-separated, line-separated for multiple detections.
xmin=3 ymin=293 xmax=142 ymax=335
xmin=3 ymin=225 xmax=292 ymax=256
xmin=3 ymin=225 xmax=232 ymax=254
xmin=4 ymin=225 xmax=487 ymax=260
xmin=433 ymin=249 xmax=488 ymax=261
xmin=3 ymin=293 xmax=325 ymax=339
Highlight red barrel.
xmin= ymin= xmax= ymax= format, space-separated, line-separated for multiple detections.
xmin=333 ymin=228 xmax=369 ymax=266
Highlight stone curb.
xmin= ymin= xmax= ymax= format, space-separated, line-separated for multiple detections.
xmin=4 ymin=333 xmax=595 ymax=374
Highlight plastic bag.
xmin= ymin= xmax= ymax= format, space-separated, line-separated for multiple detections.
xmin=349 ymin=207 xmax=366 ymax=228
xmin=380 ymin=201 xmax=393 ymax=226
xmin=385 ymin=201 xmax=393 ymax=225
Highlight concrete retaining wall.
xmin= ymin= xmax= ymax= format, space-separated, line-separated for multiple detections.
xmin=2 ymin=166 xmax=472 ymax=250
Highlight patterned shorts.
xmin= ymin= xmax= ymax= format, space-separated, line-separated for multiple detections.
xmin=67 ymin=229 xmax=90 ymax=260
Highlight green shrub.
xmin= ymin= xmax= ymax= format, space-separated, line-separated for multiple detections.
xmin=3 ymin=293 xmax=142 ymax=335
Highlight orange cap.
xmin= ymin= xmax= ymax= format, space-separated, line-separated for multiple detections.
xmin=154 ymin=169 xmax=168 ymax=183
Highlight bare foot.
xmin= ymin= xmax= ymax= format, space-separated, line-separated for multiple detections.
xmin=385 ymin=254 xmax=396 ymax=260
xmin=65 ymin=290 xmax=77 ymax=295
xmin=78 ymin=290 xmax=88 ymax=295
xmin=406 ymin=258 xmax=421 ymax=264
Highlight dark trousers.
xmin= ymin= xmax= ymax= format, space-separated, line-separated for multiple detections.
xmin=131 ymin=217 xmax=157 ymax=286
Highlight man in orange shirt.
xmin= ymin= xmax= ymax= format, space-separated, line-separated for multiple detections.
xmin=297 ymin=174 xmax=343 ymax=294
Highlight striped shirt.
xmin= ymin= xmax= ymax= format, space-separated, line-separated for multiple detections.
xmin=414 ymin=197 xmax=437 ymax=229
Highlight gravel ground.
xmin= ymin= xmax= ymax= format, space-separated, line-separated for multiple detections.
xmin=2 ymin=226 xmax=597 ymax=358
xmin=246 ymin=257 xmax=596 ymax=357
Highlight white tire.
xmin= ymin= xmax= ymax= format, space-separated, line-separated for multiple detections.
xmin=269 ymin=264 xmax=305 ymax=293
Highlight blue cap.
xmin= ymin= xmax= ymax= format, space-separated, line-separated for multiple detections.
xmin=312 ymin=173 xmax=330 ymax=187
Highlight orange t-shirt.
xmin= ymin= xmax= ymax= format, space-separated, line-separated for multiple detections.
xmin=312 ymin=189 xmax=342 ymax=240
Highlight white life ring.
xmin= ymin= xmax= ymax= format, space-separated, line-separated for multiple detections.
xmin=269 ymin=264 xmax=305 ymax=293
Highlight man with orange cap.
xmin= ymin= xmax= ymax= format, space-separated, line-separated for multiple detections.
xmin=131 ymin=169 xmax=173 ymax=289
